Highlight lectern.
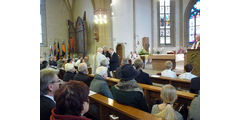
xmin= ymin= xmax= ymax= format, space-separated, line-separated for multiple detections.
xmin=185 ymin=49 xmax=200 ymax=76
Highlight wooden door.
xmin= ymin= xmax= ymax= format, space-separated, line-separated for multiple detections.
xmin=116 ymin=44 xmax=123 ymax=65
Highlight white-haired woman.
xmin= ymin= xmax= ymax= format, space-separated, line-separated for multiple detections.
xmin=151 ymin=84 xmax=183 ymax=120
xmin=89 ymin=66 xmax=113 ymax=99
xmin=63 ymin=63 xmax=76 ymax=82
xmin=161 ymin=61 xmax=177 ymax=78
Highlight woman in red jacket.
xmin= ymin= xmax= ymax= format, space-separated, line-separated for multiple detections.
xmin=50 ymin=80 xmax=91 ymax=120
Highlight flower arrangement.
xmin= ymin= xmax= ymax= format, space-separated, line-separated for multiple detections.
xmin=138 ymin=48 xmax=149 ymax=55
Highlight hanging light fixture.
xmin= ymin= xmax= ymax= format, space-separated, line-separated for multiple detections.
xmin=94 ymin=8 xmax=108 ymax=24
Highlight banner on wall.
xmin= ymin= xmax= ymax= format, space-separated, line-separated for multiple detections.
xmin=53 ymin=42 xmax=56 ymax=57
xmin=57 ymin=41 xmax=60 ymax=60
xmin=62 ymin=42 xmax=66 ymax=58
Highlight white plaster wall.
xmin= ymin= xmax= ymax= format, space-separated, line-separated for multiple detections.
xmin=112 ymin=0 xmax=134 ymax=58
xmin=135 ymin=0 xmax=152 ymax=52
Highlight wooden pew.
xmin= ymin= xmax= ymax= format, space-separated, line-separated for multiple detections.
xmin=89 ymin=93 xmax=160 ymax=120
xmin=88 ymin=74 xmax=196 ymax=110
xmin=150 ymin=75 xmax=191 ymax=90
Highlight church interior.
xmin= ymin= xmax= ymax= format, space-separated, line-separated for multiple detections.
xmin=39 ymin=0 xmax=200 ymax=120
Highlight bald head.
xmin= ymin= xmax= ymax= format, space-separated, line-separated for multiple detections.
xmin=196 ymin=34 xmax=200 ymax=41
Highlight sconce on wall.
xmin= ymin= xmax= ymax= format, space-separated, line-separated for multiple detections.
xmin=94 ymin=8 xmax=108 ymax=24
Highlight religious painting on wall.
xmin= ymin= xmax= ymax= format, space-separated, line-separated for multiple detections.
xmin=68 ymin=20 xmax=76 ymax=55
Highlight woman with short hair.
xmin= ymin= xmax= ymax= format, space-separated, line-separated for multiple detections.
xmin=151 ymin=84 xmax=183 ymax=120
xmin=50 ymin=80 xmax=91 ymax=120
xmin=89 ymin=66 xmax=113 ymax=99
xmin=161 ymin=61 xmax=177 ymax=78
xmin=134 ymin=58 xmax=152 ymax=85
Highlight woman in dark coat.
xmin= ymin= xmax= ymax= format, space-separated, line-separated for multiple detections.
xmin=111 ymin=64 xmax=149 ymax=112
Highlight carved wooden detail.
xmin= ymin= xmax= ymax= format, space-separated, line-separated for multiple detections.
xmin=186 ymin=49 xmax=200 ymax=76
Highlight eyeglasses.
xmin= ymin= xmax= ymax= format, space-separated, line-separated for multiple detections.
xmin=51 ymin=79 xmax=62 ymax=84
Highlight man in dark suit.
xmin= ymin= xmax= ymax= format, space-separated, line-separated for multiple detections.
xmin=49 ymin=56 xmax=57 ymax=67
xmin=74 ymin=63 xmax=91 ymax=87
xmin=190 ymin=77 xmax=200 ymax=94
xmin=108 ymin=48 xmax=120 ymax=72
xmin=134 ymin=58 xmax=152 ymax=85
xmin=40 ymin=68 xmax=60 ymax=120
xmin=103 ymin=46 xmax=111 ymax=58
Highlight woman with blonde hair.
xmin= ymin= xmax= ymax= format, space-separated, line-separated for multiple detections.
xmin=151 ymin=84 xmax=183 ymax=120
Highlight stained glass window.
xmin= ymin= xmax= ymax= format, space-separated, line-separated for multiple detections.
xmin=189 ymin=0 xmax=200 ymax=43
xmin=159 ymin=0 xmax=171 ymax=45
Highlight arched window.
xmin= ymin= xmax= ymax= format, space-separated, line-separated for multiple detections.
xmin=158 ymin=0 xmax=174 ymax=45
xmin=188 ymin=0 xmax=200 ymax=43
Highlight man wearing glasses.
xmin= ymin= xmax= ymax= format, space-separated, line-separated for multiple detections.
xmin=40 ymin=68 xmax=61 ymax=120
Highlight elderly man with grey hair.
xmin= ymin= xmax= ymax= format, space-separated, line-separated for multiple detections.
xmin=103 ymin=46 xmax=110 ymax=58
xmin=63 ymin=63 xmax=76 ymax=82
xmin=40 ymin=68 xmax=60 ymax=120
xmin=90 ymin=66 xmax=113 ymax=99
xmin=93 ymin=47 xmax=108 ymax=74
xmin=73 ymin=63 xmax=91 ymax=86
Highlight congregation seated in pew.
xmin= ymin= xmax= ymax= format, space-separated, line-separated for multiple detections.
xmin=40 ymin=60 xmax=49 ymax=70
xmin=63 ymin=63 xmax=76 ymax=82
xmin=50 ymin=80 xmax=91 ymax=120
xmin=42 ymin=53 xmax=199 ymax=120
xmin=90 ymin=66 xmax=113 ymax=99
xmin=134 ymin=58 xmax=153 ymax=85
xmin=74 ymin=62 xmax=92 ymax=87
xmin=188 ymin=94 xmax=200 ymax=120
xmin=89 ymin=92 xmax=160 ymax=120
xmin=115 ymin=58 xmax=130 ymax=79
xmin=151 ymin=84 xmax=183 ymax=120
xmin=100 ymin=58 xmax=111 ymax=77
xmin=178 ymin=64 xmax=197 ymax=80
xmin=161 ymin=61 xmax=177 ymax=79
xmin=190 ymin=77 xmax=200 ymax=94
xmin=111 ymin=64 xmax=149 ymax=112
xmin=40 ymin=68 xmax=60 ymax=120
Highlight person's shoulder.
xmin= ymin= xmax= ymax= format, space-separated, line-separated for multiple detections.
xmin=142 ymin=70 xmax=149 ymax=75
xmin=178 ymin=73 xmax=185 ymax=78
xmin=175 ymin=111 xmax=184 ymax=120
xmin=191 ymin=77 xmax=200 ymax=81
xmin=40 ymin=96 xmax=55 ymax=106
